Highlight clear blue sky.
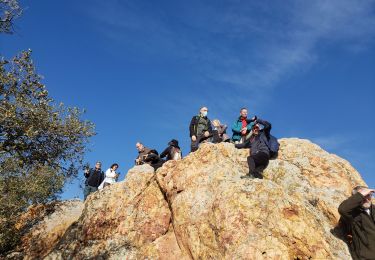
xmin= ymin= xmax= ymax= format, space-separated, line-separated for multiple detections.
xmin=1 ymin=0 xmax=374 ymax=199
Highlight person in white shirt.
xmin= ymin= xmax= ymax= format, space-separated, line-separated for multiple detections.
xmin=98 ymin=163 xmax=119 ymax=189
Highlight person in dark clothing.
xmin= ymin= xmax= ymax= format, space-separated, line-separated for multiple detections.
xmin=135 ymin=142 xmax=164 ymax=171
xmin=235 ymin=118 xmax=271 ymax=179
xmin=160 ymin=139 xmax=182 ymax=161
xmin=189 ymin=106 xmax=213 ymax=152
xmin=84 ymin=161 xmax=105 ymax=200
xmin=338 ymin=186 xmax=375 ymax=260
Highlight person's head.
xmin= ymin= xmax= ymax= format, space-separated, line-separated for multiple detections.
xmin=212 ymin=119 xmax=221 ymax=127
xmin=168 ymin=139 xmax=179 ymax=147
xmin=252 ymin=124 xmax=260 ymax=135
xmin=240 ymin=108 xmax=248 ymax=118
xmin=200 ymin=107 xmax=208 ymax=117
xmin=352 ymin=186 xmax=373 ymax=209
xmin=136 ymin=142 xmax=144 ymax=152
xmin=95 ymin=161 xmax=102 ymax=169
xmin=110 ymin=163 xmax=119 ymax=171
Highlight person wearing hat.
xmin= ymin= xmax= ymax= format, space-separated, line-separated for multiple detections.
xmin=160 ymin=139 xmax=182 ymax=161
xmin=235 ymin=118 xmax=272 ymax=179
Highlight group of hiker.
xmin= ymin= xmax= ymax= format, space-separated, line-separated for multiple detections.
xmin=83 ymin=106 xmax=279 ymax=199
xmin=82 ymin=106 xmax=375 ymax=258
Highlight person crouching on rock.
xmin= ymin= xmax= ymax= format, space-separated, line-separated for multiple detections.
xmin=98 ymin=163 xmax=119 ymax=190
xmin=135 ymin=142 xmax=164 ymax=171
xmin=160 ymin=139 xmax=182 ymax=161
xmin=189 ymin=106 xmax=213 ymax=152
xmin=231 ymin=108 xmax=256 ymax=144
xmin=83 ymin=161 xmax=105 ymax=200
xmin=212 ymin=119 xmax=230 ymax=143
xmin=338 ymin=186 xmax=375 ymax=260
xmin=235 ymin=118 xmax=271 ymax=179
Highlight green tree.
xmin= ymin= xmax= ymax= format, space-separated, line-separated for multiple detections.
xmin=0 ymin=0 xmax=21 ymax=33
xmin=0 ymin=50 xmax=95 ymax=253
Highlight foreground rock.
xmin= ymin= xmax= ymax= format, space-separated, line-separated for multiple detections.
xmin=8 ymin=200 xmax=83 ymax=259
xmin=8 ymin=138 xmax=366 ymax=259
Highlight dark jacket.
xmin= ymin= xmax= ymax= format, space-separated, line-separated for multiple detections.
xmin=137 ymin=148 xmax=164 ymax=170
xmin=84 ymin=168 xmax=104 ymax=188
xmin=338 ymin=193 xmax=375 ymax=260
xmin=136 ymin=147 xmax=153 ymax=165
xmin=189 ymin=115 xmax=213 ymax=137
xmin=160 ymin=141 xmax=182 ymax=161
xmin=235 ymin=119 xmax=271 ymax=156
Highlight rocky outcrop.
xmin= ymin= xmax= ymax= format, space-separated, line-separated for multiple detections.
xmin=8 ymin=200 xmax=83 ymax=259
xmin=8 ymin=138 xmax=366 ymax=259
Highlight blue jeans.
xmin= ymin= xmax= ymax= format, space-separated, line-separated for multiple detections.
xmin=84 ymin=185 xmax=98 ymax=200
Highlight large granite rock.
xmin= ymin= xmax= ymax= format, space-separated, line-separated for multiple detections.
xmin=8 ymin=138 xmax=366 ymax=259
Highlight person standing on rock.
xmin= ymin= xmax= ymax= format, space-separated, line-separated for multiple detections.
xmin=231 ymin=108 xmax=256 ymax=144
xmin=135 ymin=142 xmax=164 ymax=170
xmin=338 ymin=186 xmax=375 ymax=260
xmin=84 ymin=161 xmax=105 ymax=200
xmin=98 ymin=163 xmax=119 ymax=189
xmin=189 ymin=106 xmax=213 ymax=152
xmin=236 ymin=118 xmax=271 ymax=179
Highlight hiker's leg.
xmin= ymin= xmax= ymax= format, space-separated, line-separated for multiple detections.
xmin=191 ymin=139 xmax=199 ymax=152
xmin=251 ymin=152 xmax=269 ymax=179
xmin=84 ymin=185 xmax=97 ymax=200
xmin=247 ymin=155 xmax=256 ymax=176
xmin=83 ymin=185 xmax=90 ymax=200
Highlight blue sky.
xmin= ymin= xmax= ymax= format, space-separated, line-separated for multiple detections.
xmin=1 ymin=0 xmax=374 ymax=199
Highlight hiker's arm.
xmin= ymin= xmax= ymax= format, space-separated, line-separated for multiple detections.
xmin=221 ymin=125 xmax=228 ymax=134
xmin=84 ymin=169 xmax=90 ymax=178
xmin=144 ymin=153 xmax=158 ymax=162
xmin=235 ymin=139 xmax=250 ymax=149
xmin=246 ymin=116 xmax=256 ymax=131
xmin=338 ymin=193 xmax=364 ymax=222
xmin=232 ymin=122 xmax=241 ymax=134
xmin=246 ymin=122 xmax=254 ymax=131
xmin=160 ymin=147 xmax=170 ymax=159
xmin=208 ymin=120 xmax=213 ymax=133
xmin=257 ymin=119 xmax=272 ymax=135
xmin=189 ymin=117 xmax=196 ymax=137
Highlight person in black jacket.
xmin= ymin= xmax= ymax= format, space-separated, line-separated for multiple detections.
xmin=160 ymin=139 xmax=182 ymax=161
xmin=235 ymin=118 xmax=271 ymax=179
xmin=338 ymin=186 xmax=375 ymax=260
xmin=189 ymin=106 xmax=213 ymax=152
xmin=83 ymin=161 xmax=104 ymax=200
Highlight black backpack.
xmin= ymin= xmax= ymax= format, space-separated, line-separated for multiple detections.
xmin=261 ymin=133 xmax=280 ymax=159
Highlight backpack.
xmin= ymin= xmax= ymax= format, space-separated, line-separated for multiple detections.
xmin=171 ymin=147 xmax=182 ymax=160
xmin=261 ymin=133 xmax=280 ymax=159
